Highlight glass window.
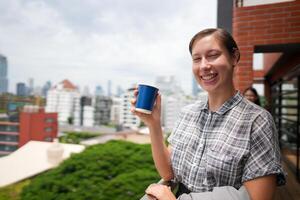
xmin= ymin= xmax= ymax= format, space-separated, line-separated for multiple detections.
xmin=44 ymin=127 xmax=53 ymax=132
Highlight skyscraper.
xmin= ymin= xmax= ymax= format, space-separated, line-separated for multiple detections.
xmin=42 ymin=81 xmax=52 ymax=97
xmin=28 ymin=78 xmax=34 ymax=95
xmin=107 ymin=80 xmax=112 ymax=97
xmin=0 ymin=54 xmax=8 ymax=94
xmin=16 ymin=82 xmax=27 ymax=96
xmin=95 ymin=85 xmax=104 ymax=96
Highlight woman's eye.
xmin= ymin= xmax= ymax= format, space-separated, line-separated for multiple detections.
xmin=208 ymin=54 xmax=218 ymax=58
xmin=193 ymin=57 xmax=201 ymax=62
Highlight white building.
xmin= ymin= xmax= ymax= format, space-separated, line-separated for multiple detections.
xmin=120 ymin=88 xmax=140 ymax=129
xmin=110 ymin=97 xmax=121 ymax=125
xmin=46 ymin=80 xmax=80 ymax=125
xmin=155 ymin=75 xmax=182 ymax=96
xmin=163 ymin=94 xmax=196 ymax=132
xmin=73 ymin=96 xmax=95 ymax=127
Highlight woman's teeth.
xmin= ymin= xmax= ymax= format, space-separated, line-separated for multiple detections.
xmin=201 ymin=74 xmax=217 ymax=80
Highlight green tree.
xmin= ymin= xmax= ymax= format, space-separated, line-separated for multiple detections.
xmin=21 ymin=140 xmax=159 ymax=200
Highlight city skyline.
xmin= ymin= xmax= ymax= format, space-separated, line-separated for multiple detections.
xmin=0 ymin=0 xmax=217 ymax=95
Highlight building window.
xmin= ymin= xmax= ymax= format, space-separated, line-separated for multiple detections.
xmin=44 ymin=137 xmax=52 ymax=142
xmin=271 ymin=70 xmax=299 ymax=181
xmin=44 ymin=127 xmax=53 ymax=132
xmin=45 ymin=118 xmax=55 ymax=123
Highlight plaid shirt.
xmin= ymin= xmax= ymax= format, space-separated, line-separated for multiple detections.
xmin=168 ymin=92 xmax=285 ymax=192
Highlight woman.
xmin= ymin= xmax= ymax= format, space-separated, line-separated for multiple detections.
xmin=131 ymin=28 xmax=285 ymax=200
xmin=243 ymin=87 xmax=261 ymax=106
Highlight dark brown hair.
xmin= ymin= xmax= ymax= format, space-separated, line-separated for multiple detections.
xmin=243 ymin=87 xmax=261 ymax=106
xmin=189 ymin=28 xmax=240 ymax=62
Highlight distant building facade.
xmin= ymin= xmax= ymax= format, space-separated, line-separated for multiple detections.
xmin=110 ymin=97 xmax=121 ymax=125
xmin=120 ymin=88 xmax=140 ymax=129
xmin=0 ymin=121 xmax=19 ymax=157
xmin=74 ymin=96 xmax=94 ymax=127
xmin=0 ymin=54 xmax=8 ymax=94
xmin=0 ymin=106 xmax=58 ymax=157
xmin=155 ymin=76 xmax=181 ymax=96
xmin=163 ymin=94 xmax=196 ymax=132
xmin=45 ymin=79 xmax=80 ymax=125
xmin=94 ymin=96 xmax=112 ymax=125
xmin=16 ymin=82 xmax=27 ymax=96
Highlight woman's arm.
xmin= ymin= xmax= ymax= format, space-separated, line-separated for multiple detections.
xmin=243 ymin=174 xmax=277 ymax=200
xmin=148 ymin=124 xmax=174 ymax=180
xmin=131 ymin=90 xmax=174 ymax=180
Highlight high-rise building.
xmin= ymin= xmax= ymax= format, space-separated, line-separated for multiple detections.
xmin=0 ymin=54 xmax=8 ymax=94
xmin=120 ymin=88 xmax=140 ymax=129
xmin=116 ymin=85 xmax=124 ymax=97
xmin=95 ymin=85 xmax=104 ymax=96
xmin=16 ymin=83 xmax=27 ymax=96
xmin=107 ymin=80 xmax=112 ymax=97
xmin=163 ymin=94 xmax=195 ymax=132
xmin=28 ymin=78 xmax=34 ymax=96
xmin=110 ymin=97 xmax=121 ymax=125
xmin=0 ymin=106 xmax=58 ymax=157
xmin=94 ymin=96 xmax=112 ymax=125
xmin=45 ymin=79 xmax=80 ymax=125
xmin=42 ymin=81 xmax=52 ymax=97
xmin=155 ymin=76 xmax=182 ymax=96
xmin=74 ymin=96 xmax=94 ymax=127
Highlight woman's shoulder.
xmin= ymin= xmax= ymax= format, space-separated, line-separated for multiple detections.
xmin=238 ymin=98 xmax=272 ymax=120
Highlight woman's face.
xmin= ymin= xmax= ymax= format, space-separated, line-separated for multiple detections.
xmin=244 ymin=89 xmax=258 ymax=103
xmin=191 ymin=35 xmax=237 ymax=94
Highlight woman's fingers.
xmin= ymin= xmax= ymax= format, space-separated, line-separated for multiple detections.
xmin=134 ymin=89 xmax=138 ymax=97
xmin=155 ymin=93 xmax=161 ymax=108
xmin=146 ymin=194 xmax=158 ymax=200
xmin=131 ymin=98 xmax=136 ymax=105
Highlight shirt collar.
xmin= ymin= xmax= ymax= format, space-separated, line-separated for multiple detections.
xmin=199 ymin=91 xmax=243 ymax=115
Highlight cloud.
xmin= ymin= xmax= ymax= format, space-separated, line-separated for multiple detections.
xmin=0 ymin=0 xmax=217 ymax=95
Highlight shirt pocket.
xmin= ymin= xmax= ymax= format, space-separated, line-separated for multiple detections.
xmin=206 ymin=148 xmax=243 ymax=188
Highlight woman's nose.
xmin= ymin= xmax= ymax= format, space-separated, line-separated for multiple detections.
xmin=199 ymin=58 xmax=210 ymax=70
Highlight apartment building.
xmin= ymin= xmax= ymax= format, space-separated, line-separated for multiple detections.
xmin=46 ymin=79 xmax=80 ymax=125
xmin=0 ymin=106 xmax=58 ymax=156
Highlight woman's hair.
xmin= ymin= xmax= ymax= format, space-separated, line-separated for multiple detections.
xmin=189 ymin=28 xmax=240 ymax=63
xmin=244 ymin=87 xmax=261 ymax=106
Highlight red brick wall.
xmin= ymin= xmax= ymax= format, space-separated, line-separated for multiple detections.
xmin=233 ymin=1 xmax=300 ymax=92
xmin=19 ymin=110 xmax=58 ymax=147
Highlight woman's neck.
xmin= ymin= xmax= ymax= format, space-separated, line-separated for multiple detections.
xmin=207 ymin=87 xmax=237 ymax=112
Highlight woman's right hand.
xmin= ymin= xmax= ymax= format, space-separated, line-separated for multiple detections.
xmin=130 ymin=87 xmax=162 ymax=128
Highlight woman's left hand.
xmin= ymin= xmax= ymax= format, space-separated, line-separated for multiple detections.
xmin=145 ymin=184 xmax=177 ymax=200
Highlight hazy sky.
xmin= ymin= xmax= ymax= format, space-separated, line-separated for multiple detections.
xmin=0 ymin=0 xmax=217 ymax=95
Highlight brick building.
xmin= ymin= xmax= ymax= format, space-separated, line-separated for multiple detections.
xmin=232 ymin=0 xmax=300 ymax=181
xmin=0 ymin=106 xmax=58 ymax=156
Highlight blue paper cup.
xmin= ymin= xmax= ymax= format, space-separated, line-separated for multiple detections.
xmin=135 ymin=84 xmax=159 ymax=114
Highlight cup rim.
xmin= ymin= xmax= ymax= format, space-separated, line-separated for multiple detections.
xmin=138 ymin=84 xmax=159 ymax=90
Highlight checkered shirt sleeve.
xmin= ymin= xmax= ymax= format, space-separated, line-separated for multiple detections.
xmin=242 ymin=111 xmax=286 ymax=185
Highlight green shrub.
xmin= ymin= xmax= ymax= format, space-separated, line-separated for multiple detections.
xmin=59 ymin=132 xmax=101 ymax=144
xmin=21 ymin=140 xmax=159 ymax=200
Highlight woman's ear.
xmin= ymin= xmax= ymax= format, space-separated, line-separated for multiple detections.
xmin=232 ymin=49 xmax=240 ymax=66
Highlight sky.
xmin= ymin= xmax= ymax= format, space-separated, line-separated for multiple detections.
xmin=0 ymin=0 xmax=217 ymax=95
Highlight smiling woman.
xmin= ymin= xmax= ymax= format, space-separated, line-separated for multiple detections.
xmin=132 ymin=28 xmax=286 ymax=200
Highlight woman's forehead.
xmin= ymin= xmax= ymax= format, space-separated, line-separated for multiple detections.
xmin=192 ymin=35 xmax=227 ymax=56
